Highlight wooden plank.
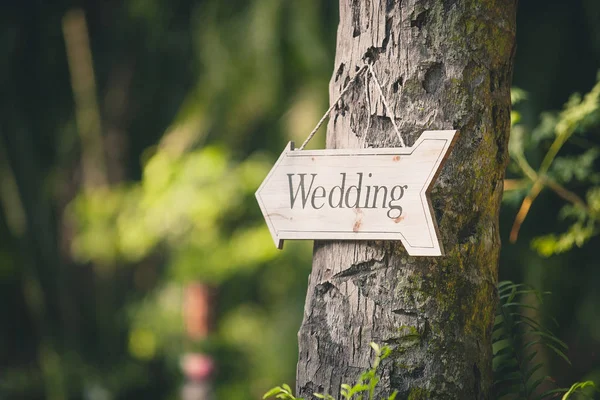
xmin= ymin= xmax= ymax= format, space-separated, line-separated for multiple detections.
xmin=255 ymin=130 xmax=458 ymax=256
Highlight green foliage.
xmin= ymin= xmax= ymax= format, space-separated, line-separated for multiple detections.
xmin=69 ymin=145 xmax=277 ymax=281
xmin=531 ymin=221 xmax=596 ymax=258
xmin=506 ymin=75 xmax=600 ymax=255
xmin=263 ymin=383 xmax=299 ymax=400
xmin=37 ymin=2 xmax=332 ymax=396
xmin=562 ymin=381 xmax=597 ymax=399
xmin=493 ymin=281 xmax=569 ymax=399
xmin=66 ymin=142 xmax=314 ymax=396
xmin=263 ymin=343 xmax=398 ymax=400
xmin=493 ymin=281 xmax=598 ymax=400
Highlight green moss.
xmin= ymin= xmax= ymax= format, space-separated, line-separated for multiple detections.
xmin=402 ymin=78 xmax=424 ymax=98
xmin=396 ymin=325 xmax=421 ymax=349
xmin=462 ymin=10 xmax=514 ymax=65
xmin=398 ymin=325 xmax=420 ymax=337
xmin=407 ymin=387 xmax=431 ymax=400
xmin=396 ymin=362 xmax=421 ymax=373
xmin=392 ymin=240 xmax=495 ymax=340
xmin=465 ymin=20 xmax=476 ymax=35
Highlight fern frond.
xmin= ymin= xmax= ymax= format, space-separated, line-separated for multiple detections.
xmin=493 ymin=281 xmax=572 ymax=399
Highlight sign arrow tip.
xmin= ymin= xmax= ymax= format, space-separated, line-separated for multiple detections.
xmin=256 ymin=142 xmax=294 ymax=251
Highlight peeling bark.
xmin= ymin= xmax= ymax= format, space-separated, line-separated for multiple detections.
xmin=296 ymin=0 xmax=517 ymax=399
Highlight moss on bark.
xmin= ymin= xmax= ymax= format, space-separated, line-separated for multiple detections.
xmin=296 ymin=0 xmax=516 ymax=398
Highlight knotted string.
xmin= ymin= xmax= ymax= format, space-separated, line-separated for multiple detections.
xmin=299 ymin=60 xmax=406 ymax=150
xmin=365 ymin=62 xmax=405 ymax=147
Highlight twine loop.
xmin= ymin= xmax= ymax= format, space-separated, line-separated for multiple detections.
xmin=299 ymin=60 xmax=405 ymax=150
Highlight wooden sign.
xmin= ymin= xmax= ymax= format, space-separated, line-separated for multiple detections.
xmin=255 ymin=130 xmax=458 ymax=256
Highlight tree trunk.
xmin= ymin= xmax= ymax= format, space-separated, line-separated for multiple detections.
xmin=296 ymin=0 xmax=516 ymax=399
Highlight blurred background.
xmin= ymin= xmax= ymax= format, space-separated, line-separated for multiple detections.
xmin=1 ymin=0 xmax=599 ymax=399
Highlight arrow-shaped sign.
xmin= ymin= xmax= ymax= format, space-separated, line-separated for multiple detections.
xmin=255 ymin=130 xmax=458 ymax=256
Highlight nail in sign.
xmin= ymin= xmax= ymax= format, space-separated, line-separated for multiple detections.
xmin=255 ymin=130 xmax=458 ymax=256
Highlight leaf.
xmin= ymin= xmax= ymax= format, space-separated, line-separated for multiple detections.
xmin=525 ymin=350 xmax=539 ymax=363
xmin=512 ymin=314 xmax=545 ymax=330
xmin=498 ymin=283 xmax=530 ymax=295
xmin=493 ymin=357 xmax=519 ymax=373
xmin=494 ymin=314 xmax=504 ymax=326
xmin=528 ymin=376 xmax=551 ymax=396
xmin=534 ymin=388 xmax=568 ymax=400
xmin=531 ymin=112 xmax=559 ymax=143
xmin=532 ymin=222 xmax=596 ymax=257
xmin=498 ymin=281 xmax=517 ymax=290
xmin=380 ymin=346 xmax=392 ymax=359
xmin=511 ymin=87 xmax=528 ymax=105
xmin=496 ymin=383 xmax=526 ymax=399
xmin=524 ymin=363 xmax=544 ymax=382
xmin=544 ymin=342 xmax=571 ymax=365
xmin=282 ymin=384 xmax=293 ymax=393
xmin=264 ymin=387 xmax=284 ymax=399
xmin=493 ymin=346 xmax=515 ymax=357
xmin=503 ymin=302 xmax=539 ymax=311
xmin=562 ymin=381 xmax=597 ymax=399
xmin=551 ymin=148 xmax=600 ymax=183
xmin=492 ymin=332 xmax=508 ymax=343
xmin=533 ymin=330 xmax=569 ymax=350
xmin=360 ymin=370 xmax=375 ymax=381
xmin=496 ymin=371 xmax=524 ymax=383
xmin=523 ymin=340 xmax=542 ymax=351
xmin=370 ymin=342 xmax=380 ymax=355
xmin=499 ymin=289 xmax=542 ymax=301
xmin=314 ymin=393 xmax=333 ymax=400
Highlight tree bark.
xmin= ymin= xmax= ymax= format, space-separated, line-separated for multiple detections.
xmin=296 ymin=0 xmax=516 ymax=399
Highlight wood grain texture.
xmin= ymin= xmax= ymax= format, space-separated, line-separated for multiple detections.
xmin=256 ymin=131 xmax=457 ymax=255
xmin=296 ymin=0 xmax=516 ymax=398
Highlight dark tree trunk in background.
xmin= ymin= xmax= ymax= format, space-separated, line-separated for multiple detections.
xmin=296 ymin=0 xmax=516 ymax=398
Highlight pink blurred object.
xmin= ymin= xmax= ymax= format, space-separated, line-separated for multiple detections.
xmin=181 ymin=353 xmax=215 ymax=381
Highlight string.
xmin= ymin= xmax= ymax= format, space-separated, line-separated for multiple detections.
xmin=366 ymin=62 xmax=405 ymax=147
xmin=299 ymin=65 xmax=368 ymax=150
xmin=299 ymin=60 xmax=406 ymax=150
xmin=364 ymin=67 xmax=372 ymax=137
